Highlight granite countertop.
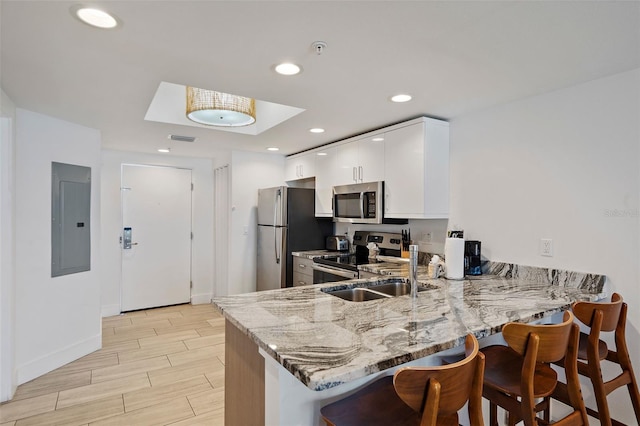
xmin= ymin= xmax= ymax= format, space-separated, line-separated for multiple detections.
xmin=291 ymin=250 xmax=346 ymax=260
xmin=212 ymin=264 xmax=606 ymax=391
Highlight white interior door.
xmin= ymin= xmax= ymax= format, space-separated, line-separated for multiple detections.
xmin=121 ymin=165 xmax=192 ymax=311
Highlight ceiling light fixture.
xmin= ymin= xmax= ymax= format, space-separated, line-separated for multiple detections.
xmin=372 ymin=137 xmax=384 ymax=142
xmin=267 ymin=147 xmax=280 ymax=151
xmin=72 ymin=6 xmax=119 ymax=29
xmin=391 ymin=94 xmax=412 ymax=103
xmin=157 ymin=148 xmax=170 ymax=153
xmin=309 ymin=128 xmax=325 ymax=133
xmin=275 ymin=63 xmax=301 ymax=76
xmin=186 ymin=87 xmax=256 ymax=127
xmin=316 ymin=152 xmax=328 ymax=156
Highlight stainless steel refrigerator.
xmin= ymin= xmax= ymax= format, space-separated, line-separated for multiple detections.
xmin=257 ymin=187 xmax=332 ymax=291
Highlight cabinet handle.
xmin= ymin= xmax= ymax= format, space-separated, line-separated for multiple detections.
xmin=359 ymin=166 xmax=363 ymax=182
xmin=300 ymin=165 xmax=304 ymax=177
xmin=353 ymin=167 xmax=357 ymax=182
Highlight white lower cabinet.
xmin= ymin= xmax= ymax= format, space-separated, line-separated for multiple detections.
xmin=384 ymin=119 xmax=449 ymax=219
xmin=293 ymin=256 xmax=314 ymax=286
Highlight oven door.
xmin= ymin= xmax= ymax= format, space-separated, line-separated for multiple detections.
xmin=311 ymin=264 xmax=358 ymax=284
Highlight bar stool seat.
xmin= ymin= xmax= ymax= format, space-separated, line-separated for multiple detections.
xmin=320 ymin=334 xmax=485 ymax=426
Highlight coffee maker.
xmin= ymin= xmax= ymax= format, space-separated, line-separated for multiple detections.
xmin=464 ymin=240 xmax=482 ymax=276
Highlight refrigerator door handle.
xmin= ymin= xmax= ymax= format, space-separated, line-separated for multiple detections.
xmin=275 ymin=189 xmax=282 ymax=264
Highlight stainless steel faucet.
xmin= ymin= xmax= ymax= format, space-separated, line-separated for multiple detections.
xmin=409 ymin=244 xmax=418 ymax=299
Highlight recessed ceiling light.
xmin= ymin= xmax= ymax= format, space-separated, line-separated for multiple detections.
xmin=71 ymin=6 xmax=119 ymax=29
xmin=157 ymin=148 xmax=170 ymax=153
xmin=309 ymin=128 xmax=325 ymax=133
xmin=267 ymin=147 xmax=280 ymax=151
xmin=390 ymin=94 xmax=412 ymax=103
xmin=316 ymin=152 xmax=328 ymax=156
xmin=275 ymin=63 xmax=301 ymax=76
xmin=372 ymin=137 xmax=384 ymax=142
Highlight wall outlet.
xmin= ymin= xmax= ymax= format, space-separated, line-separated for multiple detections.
xmin=540 ymin=238 xmax=553 ymax=257
xmin=425 ymin=232 xmax=432 ymax=243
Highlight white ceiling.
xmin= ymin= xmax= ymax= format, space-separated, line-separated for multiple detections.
xmin=1 ymin=1 xmax=639 ymax=158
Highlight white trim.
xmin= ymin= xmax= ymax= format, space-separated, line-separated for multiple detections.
xmin=16 ymin=333 xmax=101 ymax=385
xmin=0 ymin=116 xmax=16 ymax=402
xmin=190 ymin=293 xmax=212 ymax=305
xmin=101 ymin=304 xmax=121 ymax=318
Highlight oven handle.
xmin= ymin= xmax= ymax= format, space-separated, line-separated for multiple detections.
xmin=311 ymin=264 xmax=358 ymax=279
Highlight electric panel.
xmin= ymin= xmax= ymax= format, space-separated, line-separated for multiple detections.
xmin=51 ymin=162 xmax=91 ymax=277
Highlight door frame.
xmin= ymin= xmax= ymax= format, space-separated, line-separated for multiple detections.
xmin=119 ymin=163 xmax=193 ymax=312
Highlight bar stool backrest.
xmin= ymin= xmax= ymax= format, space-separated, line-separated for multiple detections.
xmin=572 ymin=293 xmax=623 ymax=332
xmin=502 ymin=311 xmax=574 ymax=363
xmin=393 ymin=334 xmax=485 ymax=422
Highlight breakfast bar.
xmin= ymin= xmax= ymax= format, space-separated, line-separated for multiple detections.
xmin=212 ymin=263 xmax=605 ymax=426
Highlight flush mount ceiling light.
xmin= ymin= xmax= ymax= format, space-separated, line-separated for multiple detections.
xmin=267 ymin=147 xmax=280 ymax=151
xmin=391 ymin=94 xmax=412 ymax=103
xmin=371 ymin=137 xmax=384 ymax=142
xmin=275 ymin=63 xmax=301 ymax=76
xmin=157 ymin=148 xmax=170 ymax=153
xmin=71 ymin=5 xmax=119 ymax=29
xmin=316 ymin=152 xmax=328 ymax=156
xmin=186 ymin=87 xmax=256 ymax=127
xmin=309 ymin=128 xmax=325 ymax=133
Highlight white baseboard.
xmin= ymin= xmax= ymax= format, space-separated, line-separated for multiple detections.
xmin=101 ymin=304 xmax=121 ymax=318
xmin=17 ymin=333 xmax=101 ymax=385
xmin=190 ymin=293 xmax=212 ymax=305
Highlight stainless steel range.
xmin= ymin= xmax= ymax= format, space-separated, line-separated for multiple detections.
xmin=311 ymin=231 xmax=402 ymax=284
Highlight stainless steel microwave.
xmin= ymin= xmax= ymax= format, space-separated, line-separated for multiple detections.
xmin=332 ymin=181 xmax=384 ymax=224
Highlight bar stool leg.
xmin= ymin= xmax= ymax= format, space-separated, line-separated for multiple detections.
xmin=489 ymin=401 xmax=498 ymax=426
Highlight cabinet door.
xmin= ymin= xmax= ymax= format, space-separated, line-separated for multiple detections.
xmin=357 ymin=134 xmax=385 ymax=183
xmin=384 ymin=123 xmax=426 ymax=217
xmin=285 ymin=157 xmax=299 ymax=181
xmin=299 ymin=152 xmax=316 ymax=179
xmin=315 ymin=146 xmax=337 ymax=217
xmin=336 ymin=141 xmax=359 ymax=185
xmin=285 ymin=152 xmax=316 ymax=181
xmin=384 ymin=121 xmax=449 ymax=219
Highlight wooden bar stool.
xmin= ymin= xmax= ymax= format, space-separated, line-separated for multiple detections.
xmin=481 ymin=311 xmax=588 ymax=426
xmin=320 ymin=334 xmax=485 ymax=426
xmin=552 ymin=293 xmax=640 ymax=426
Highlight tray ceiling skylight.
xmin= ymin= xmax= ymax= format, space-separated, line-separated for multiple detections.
xmin=145 ymin=82 xmax=305 ymax=135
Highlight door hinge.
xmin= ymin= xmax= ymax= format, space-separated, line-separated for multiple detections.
xmin=191 ymin=183 xmax=194 ymax=191
xmin=190 ymin=232 xmax=193 ymax=240
xmin=190 ymin=281 xmax=193 ymax=289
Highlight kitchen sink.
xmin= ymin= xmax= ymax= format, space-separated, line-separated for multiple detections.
xmin=325 ymin=287 xmax=390 ymax=302
xmin=323 ymin=280 xmax=426 ymax=302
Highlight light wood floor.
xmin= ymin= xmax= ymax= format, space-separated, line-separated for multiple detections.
xmin=0 ymin=303 xmax=225 ymax=425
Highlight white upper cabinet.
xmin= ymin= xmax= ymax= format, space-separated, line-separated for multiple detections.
xmin=335 ymin=135 xmax=384 ymax=185
xmin=383 ymin=118 xmax=449 ymax=219
xmin=285 ymin=151 xmax=316 ymax=181
xmin=314 ymin=146 xmax=338 ymax=217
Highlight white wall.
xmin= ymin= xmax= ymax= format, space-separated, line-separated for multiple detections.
xmin=228 ymin=151 xmax=284 ymax=295
xmin=100 ymin=150 xmax=214 ymax=316
xmin=14 ymin=109 xmax=102 ymax=385
xmin=449 ymin=68 xmax=640 ymax=423
xmin=0 ymin=90 xmax=17 ymax=401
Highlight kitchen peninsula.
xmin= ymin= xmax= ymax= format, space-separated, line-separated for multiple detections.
xmin=213 ymin=263 xmax=605 ymax=426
